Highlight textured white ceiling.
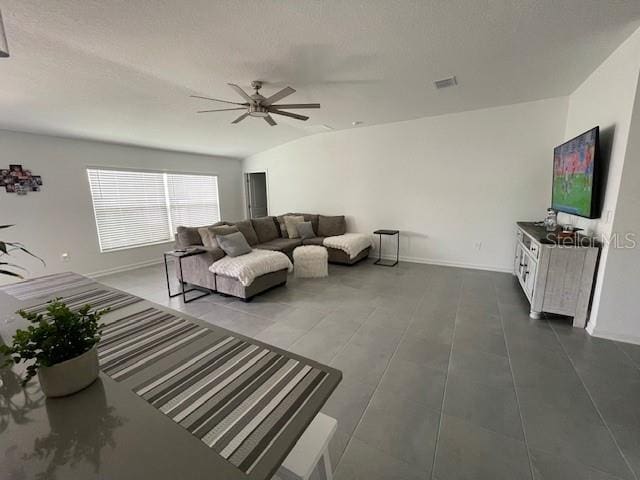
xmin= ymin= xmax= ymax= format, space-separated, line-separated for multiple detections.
xmin=1 ymin=1 xmax=639 ymax=159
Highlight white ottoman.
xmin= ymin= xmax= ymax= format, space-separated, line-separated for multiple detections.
xmin=293 ymin=246 xmax=328 ymax=278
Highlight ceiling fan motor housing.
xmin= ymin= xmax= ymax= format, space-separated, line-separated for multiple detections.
xmin=248 ymin=103 xmax=269 ymax=117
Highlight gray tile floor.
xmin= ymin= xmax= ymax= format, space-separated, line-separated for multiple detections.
xmin=99 ymin=260 xmax=640 ymax=480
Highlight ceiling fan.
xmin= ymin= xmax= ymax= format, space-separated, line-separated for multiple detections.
xmin=191 ymin=81 xmax=320 ymax=126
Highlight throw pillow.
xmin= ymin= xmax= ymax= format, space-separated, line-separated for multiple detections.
xmin=276 ymin=214 xmax=291 ymax=238
xmin=318 ymin=215 xmax=347 ymax=237
xmin=291 ymin=213 xmax=319 ymax=233
xmin=216 ymin=231 xmax=252 ymax=257
xmin=283 ymin=215 xmax=305 ymax=239
xmin=296 ymin=221 xmax=316 ymax=240
xmin=198 ymin=227 xmax=212 ymax=247
xmin=177 ymin=226 xmax=204 ymax=248
xmin=200 ymin=225 xmax=239 ymax=248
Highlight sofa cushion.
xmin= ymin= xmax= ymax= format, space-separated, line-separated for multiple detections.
xmin=301 ymin=236 xmax=326 ymax=246
xmin=200 ymin=225 xmax=238 ymax=248
xmin=256 ymin=238 xmax=303 ymax=253
xmin=318 ymin=215 xmax=346 ymax=237
xmin=284 ymin=215 xmax=305 ymax=239
xmin=216 ymin=231 xmax=252 ymax=257
xmin=230 ymin=220 xmax=260 ymax=246
xmin=202 ymin=246 xmax=226 ymax=262
xmin=251 ymin=216 xmax=280 ymax=243
xmin=296 ymin=221 xmax=316 ymax=240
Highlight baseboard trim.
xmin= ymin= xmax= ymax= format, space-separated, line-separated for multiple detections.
xmin=87 ymin=258 xmax=163 ymax=279
xmin=587 ymin=325 xmax=640 ymax=345
xmin=87 ymin=253 xmax=512 ymax=279
xmin=371 ymin=253 xmax=513 ymax=274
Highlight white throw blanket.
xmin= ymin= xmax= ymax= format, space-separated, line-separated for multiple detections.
xmin=323 ymin=233 xmax=374 ymax=259
xmin=209 ymin=249 xmax=293 ymax=287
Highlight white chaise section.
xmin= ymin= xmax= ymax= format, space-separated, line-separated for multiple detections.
xmin=323 ymin=233 xmax=373 ymax=260
xmin=209 ymin=249 xmax=292 ymax=286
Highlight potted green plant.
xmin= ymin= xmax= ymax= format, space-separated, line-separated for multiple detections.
xmin=0 ymin=224 xmax=44 ymax=279
xmin=0 ymin=299 xmax=109 ymax=398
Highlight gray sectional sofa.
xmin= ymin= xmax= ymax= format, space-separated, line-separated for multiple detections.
xmin=174 ymin=213 xmax=371 ymax=300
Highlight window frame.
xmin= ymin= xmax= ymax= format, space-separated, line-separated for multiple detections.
xmin=87 ymin=166 xmax=221 ymax=253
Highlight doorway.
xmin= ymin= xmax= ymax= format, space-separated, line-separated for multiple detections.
xmin=245 ymin=172 xmax=268 ymax=218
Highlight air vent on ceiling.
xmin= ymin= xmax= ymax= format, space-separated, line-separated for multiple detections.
xmin=434 ymin=76 xmax=458 ymax=89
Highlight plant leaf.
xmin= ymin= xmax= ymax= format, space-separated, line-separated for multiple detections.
xmin=0 ymin=262 xmax=27 ymax=270
xmin=0 ymin=269 xmax=23 ymax=278
xmin=2 ymin=244 xmax=45 ymax=265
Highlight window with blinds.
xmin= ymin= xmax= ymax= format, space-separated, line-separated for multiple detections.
xmin=166 ymin=173 xmax=220 ymax=232
xmin=87 ymin=168 xmax=220 ymax=252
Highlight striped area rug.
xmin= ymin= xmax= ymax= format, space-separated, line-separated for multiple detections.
xmin=22 ymin=288 xmax=141 ymax=315
xmin=0 ymin=272 xmax=95 ymax=300
xmin=99 ymin=308 xmax=213 ymax=381
xmin=97 ymin=305 xmax=330 ymax=476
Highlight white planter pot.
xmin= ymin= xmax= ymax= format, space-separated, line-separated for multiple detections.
xmin=37 ymin=345 xmax=99 ymax=398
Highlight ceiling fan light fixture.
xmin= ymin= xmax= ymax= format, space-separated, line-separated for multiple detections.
xmin=193 ymin=81 xmax=320 ymax=126
xmin=248 ymin=103 xmax=269 ymax=117
xmin=0 ymin=9 xmax=9 ymax=58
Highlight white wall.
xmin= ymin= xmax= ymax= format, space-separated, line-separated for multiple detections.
xmin=560 ymin=28 xmax=640 ymax=236
xmin=244 ymin=97 xmax=568 ymax=272
xmin=0 ymin=130 xmax=244 ymax=283
xmin=588 ymin=76 xmax=640 ymax=343
xmin=558 ymin=28 xmax=640 ymax=341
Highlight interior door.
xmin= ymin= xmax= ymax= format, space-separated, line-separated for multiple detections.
xmin=246 ymin=172 xmax=268 ymax=218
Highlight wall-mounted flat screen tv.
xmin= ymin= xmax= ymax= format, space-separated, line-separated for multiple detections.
xmin=552 ymin=126 xmax=601 ymax=219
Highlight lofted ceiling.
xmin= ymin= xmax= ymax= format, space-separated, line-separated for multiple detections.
xmin=0 ymin=1 xmax=639 ymax=159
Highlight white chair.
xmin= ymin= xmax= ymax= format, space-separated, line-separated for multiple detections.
xmin=274 ymin=412 xmax=337 ymax=480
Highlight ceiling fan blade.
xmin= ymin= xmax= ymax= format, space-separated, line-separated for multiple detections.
xmin=268 ymin=109 xmax=309 ymax=121
xmin=227 ymin=83 xmax=254 ymax=103
xmin=264 ymin=115 xmax=277 ymax=126
xmin=190 ymin=95 xmax=246 ymax=106
xmin=268 ymin=103 xmax=320 ymax=109
xmin=262 ymin=86 xmax=296 ymax=106
xmin=231 ymin=112 xmax=249 ymax=124
xmin=197 ymin=108 xmax=247 ymax=113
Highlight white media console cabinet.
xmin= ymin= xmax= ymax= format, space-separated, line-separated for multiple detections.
xmin=514 ymin=222 xmax=601 ymax=328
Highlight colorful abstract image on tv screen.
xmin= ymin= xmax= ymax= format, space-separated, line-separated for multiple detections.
xmin=552 ymin=129 xmax=596 ymax=217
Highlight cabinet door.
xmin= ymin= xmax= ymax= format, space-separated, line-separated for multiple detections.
xmin=515 ymin=245 xmax=529 ymax=298
xmin=514 ymin=242 xmax=525 ymax=276
xmin=524 ymin=258 xmax=537 ymax=298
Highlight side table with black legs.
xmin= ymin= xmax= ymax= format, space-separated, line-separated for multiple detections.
xmin=163 ymin=249 xmax=211 ymax=303
xmin=373 ymin=229 xmax=400 ymax=267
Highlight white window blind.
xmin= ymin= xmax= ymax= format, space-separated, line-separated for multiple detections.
xmin=166 ymin=173 xmax=220 ymax=231
xmin=87 ymin=168 xmax=220 ymax=252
